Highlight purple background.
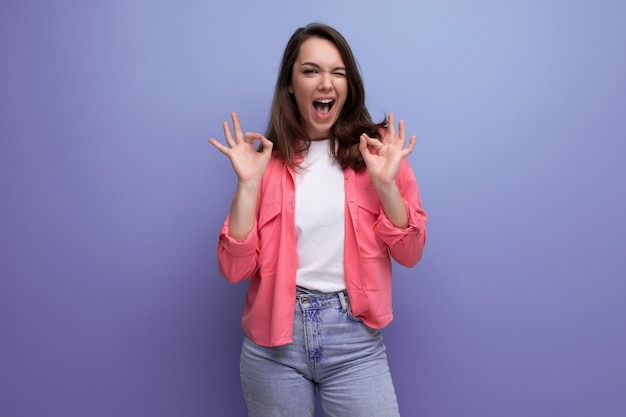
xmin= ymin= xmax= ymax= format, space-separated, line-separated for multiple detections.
xmin=1 ymin=1 xmax=625 ymax=416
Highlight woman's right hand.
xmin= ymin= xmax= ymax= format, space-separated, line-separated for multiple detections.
xmin=208 ymin=112 xmax=273 ymax=184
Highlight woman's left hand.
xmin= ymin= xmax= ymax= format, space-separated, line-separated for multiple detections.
xmin=359 ymin=112 xmax=416 ymax=187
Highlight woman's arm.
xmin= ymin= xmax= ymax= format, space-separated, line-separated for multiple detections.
xmin=209 ymin=113 xmax=273 ymax=282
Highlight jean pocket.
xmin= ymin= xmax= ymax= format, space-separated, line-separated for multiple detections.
xmin=346 ymin=307 xmax=364 ymax=323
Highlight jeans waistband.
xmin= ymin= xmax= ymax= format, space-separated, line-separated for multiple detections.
xmin=296 ymin=286 xmax=349 ymax=312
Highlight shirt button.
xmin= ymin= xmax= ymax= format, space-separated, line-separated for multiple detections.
xmin=349 ymin=197 xmax=356 ymax=203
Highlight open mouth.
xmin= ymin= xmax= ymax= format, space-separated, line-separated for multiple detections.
xmin=313 ymin=99 xmax=334 ymax=116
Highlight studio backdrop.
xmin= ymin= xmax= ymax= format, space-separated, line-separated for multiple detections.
xmin=1 ymin=1 xmax=625 ymax=416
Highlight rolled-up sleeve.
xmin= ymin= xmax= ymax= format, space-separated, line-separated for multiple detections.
xmin=217 ymin=217 xmax=259 ymax=283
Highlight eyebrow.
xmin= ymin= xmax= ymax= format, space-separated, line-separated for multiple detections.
xmin=301 ymin=62 xmax=346 ymax=71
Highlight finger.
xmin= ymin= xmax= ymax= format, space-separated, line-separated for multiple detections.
xmin=222 ymin=121 xmax=236 ymax=148
xmin=401 ymin=134 xmax=416 ymax=156
xmin=243 ymin=131 xmax=268 ymax=145
xmin=387 ymin=112 xmax=396 ymax=138
xmin=359 ymin=135 xmax=372 ymax=160
xmin=231 ymin=112 xmax=244 ymax=142
xmin=243 ymin=131 xmax=259 ymax=144
xmin=361 ymin=133 xmax=383 ymax=150
xmin=398 ymin=119 xmax=406 ymax=145
xmin=208 ymin=137 xmax=230 ymax=156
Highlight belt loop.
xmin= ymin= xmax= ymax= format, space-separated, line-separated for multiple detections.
xmin=338 ymin=291 xmax=347 ymax=312
xmin=297 ymin=293 xmax=307 ymax=310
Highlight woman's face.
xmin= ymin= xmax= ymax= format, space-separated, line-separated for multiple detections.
xmin=289 ymin=37 xmax=348 ymax=141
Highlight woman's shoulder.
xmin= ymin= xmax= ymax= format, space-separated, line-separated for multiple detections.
xmin=261 ymin=155 xmax=290 ymax=183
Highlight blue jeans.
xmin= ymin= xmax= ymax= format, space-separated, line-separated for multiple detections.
xmin=240 ymin=287 xmax=401 ymax=417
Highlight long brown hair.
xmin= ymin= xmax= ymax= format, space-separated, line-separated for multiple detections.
xmin=264 ymin=23 xmax=386 ymax=171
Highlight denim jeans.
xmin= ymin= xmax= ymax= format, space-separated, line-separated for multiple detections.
xmin=240 ymin=287 xmax=401 ymax=417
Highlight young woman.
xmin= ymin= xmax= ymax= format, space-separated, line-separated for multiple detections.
xmin=209 ymin=23 xmax=427 ymax=417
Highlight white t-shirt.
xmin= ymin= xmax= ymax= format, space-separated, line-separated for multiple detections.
xmin=295 ymin=140 xmax=346 ymax=292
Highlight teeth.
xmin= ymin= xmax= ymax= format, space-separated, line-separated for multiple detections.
xmin=316 ymin=99 xmax=333 ymax=104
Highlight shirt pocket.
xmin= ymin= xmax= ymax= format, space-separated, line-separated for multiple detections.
xmin=356 ymin=192 xmax=387 ymax=258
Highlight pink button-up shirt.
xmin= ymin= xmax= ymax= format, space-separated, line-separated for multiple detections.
xmin=217 ymin=155 xmax=427 ymax=347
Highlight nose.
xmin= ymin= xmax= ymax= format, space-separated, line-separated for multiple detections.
xmin=318 ymin=72 xmax=332 ymax=90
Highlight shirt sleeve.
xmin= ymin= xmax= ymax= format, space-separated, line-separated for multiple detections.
xmin=373 ymin=158 xmax=427 ymax=267
xmin=216 ymin=216 xmax=259 ymax=283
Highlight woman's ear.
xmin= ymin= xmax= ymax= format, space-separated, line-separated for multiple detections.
xmin=288 ymin=85 xmax=293 ymax=94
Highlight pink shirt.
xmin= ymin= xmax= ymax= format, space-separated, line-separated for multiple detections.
xmin=217 ymin=155 xmax=427 ymax=347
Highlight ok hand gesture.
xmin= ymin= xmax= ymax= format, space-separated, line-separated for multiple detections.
xmin=359 ymin=113 xmax=416 ymax=187
xmin=208 ymin=112 xmax=273 ymax=185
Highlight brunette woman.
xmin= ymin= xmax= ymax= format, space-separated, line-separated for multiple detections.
xmin=209 ymin=23 xmax=427 ymax=417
